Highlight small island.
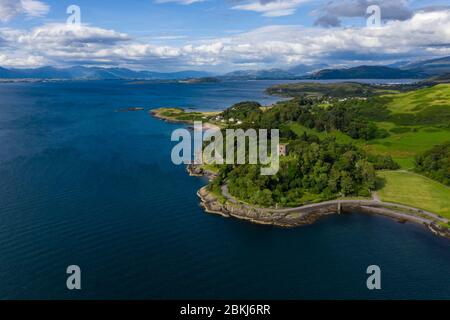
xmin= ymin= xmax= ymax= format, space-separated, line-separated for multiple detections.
xmin=116 ymin=107 xmax=145 ymax=112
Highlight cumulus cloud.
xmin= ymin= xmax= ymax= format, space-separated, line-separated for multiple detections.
xmin=185 ymin=9 xmax=450 ymax=67
xmin=0 ymin=0 xmax=49 ymax=22
xmin=0 ymin=53 xmax=46 ymax=67
xmin=0 ymin=9 xmax=449 ymax=70
xmin=314 ymin=0 xmax=412 ymax=27
xmin=232 ymin=0 xmax=311 ymax=17
xmin=15 ymin=23 xmax=130 ymax=46
xmin=0 ymin=23 xmax=130 ymax=67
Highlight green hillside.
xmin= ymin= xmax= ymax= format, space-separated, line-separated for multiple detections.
xmin=286 ymin=84 xmax=450 ymax=168
xmin=385 ymin=84 xmax=450 ymax=113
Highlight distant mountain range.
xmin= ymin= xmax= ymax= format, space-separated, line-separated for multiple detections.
xmin=222 ymin=57 xmax=450 ymax=80
xmin=303 ymin=56 xmax=450 ymax=80
xmin=302 ymin=65 xmax=423 ymax=80
xmin=220 ymin=64 xmax=327 ymax=80
xmin=0 ymin=66 xmax=211 ymax=80
xmin=399 ymin=56 xmax=450 ymax=76
xmin=1 ymin=56 xmax=449 ymax=80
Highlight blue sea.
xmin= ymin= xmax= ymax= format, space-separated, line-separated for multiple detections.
xmin=0 ymin=80 xmax=449 ymax=299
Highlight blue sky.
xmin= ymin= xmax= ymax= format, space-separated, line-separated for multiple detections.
xmin=9 ymin=0 xmax=320 ymax=39
xmin=0 ymin=0 xmax=449 ymax=72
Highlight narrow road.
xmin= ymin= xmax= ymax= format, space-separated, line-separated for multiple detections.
xmin=221 ymin=185 xmax=448 ymax=224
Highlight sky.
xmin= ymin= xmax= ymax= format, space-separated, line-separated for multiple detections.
xmin=0 ymin=0 xmax=449 ymax=72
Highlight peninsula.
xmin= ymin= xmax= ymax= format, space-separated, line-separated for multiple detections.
xmin=151 ymin=81 xmax=450 ymax=239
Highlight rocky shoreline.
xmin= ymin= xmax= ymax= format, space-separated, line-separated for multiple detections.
xmin=197 ymin=185 xmax=339 ymax=227
xmin=188 ymin=164 xmax=450 ymax=239
xmin=186 ymin=164 xmax=218 ymax=180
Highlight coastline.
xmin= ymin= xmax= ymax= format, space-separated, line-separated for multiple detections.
xmin=152 ymin=109 xmax=450 ymax=240
xmin=188 ymin=164 xmax=450 ymax=240
xmin=150 ymin=107 xmax=221 ymax=130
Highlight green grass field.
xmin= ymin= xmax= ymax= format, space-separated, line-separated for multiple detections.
xmin=365 ymin=125 xmax=450 ymax=168
xmin=385 ymin=84 xmax=450 ymax=113
xmin=377 ymin=171 xmax=450 ymax=218
xmin=290 ymin=122 xmax=450 ymax=169
xmin=366 ymin=85 xmax=450 ymax=167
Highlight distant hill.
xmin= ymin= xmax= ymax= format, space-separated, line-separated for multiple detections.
xmin=2 ymin=58 xmax=449 ymax=81
xmin=0 ymin=66 xmax=211 ymax=80
xmin=428 ymin=72 xmax=450 ymax=83
xmin=304 ymin=65 xmax=423 ymax=80
xmin=401 ymin=56 xmax=450 ymax=76
xmin=386 ymin=60 xmax=412 ymax=69
xmin=222 ymin=58 xmax=450 ymax=81
xmin=266 ymin=82 xmax=384 ymax=98
xmin=221 ymin=63 xmax=328 ymax=80
xmin=221 ymin=68 xmax=297 ymax=80
xmin=287 ymin=63 xmax=328 ymax=76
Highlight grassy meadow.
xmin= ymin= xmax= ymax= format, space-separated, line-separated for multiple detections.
xmin=385 ymin=84 xmax=450 ymax=113
xmin=377 ymin=171 xmax=450 ymax=219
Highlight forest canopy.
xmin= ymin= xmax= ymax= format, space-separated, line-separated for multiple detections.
xmin=415 ymin=142 xmax=450 ymax=186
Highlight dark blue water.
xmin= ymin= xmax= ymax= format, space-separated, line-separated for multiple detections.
xmin=0 ymin=80 xmax=449 ymax=299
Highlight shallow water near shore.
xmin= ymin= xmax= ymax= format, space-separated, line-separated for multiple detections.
xmin=0 ymin=80 xmax=449 ymax=299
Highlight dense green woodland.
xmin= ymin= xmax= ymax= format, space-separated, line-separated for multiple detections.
xmin=210 ymin=135 xmax=377 ymax=207
xmin=208 ymin=99 xmax=400 ymax=207
xmin=206 ymin=92 xmax=449 ymax=207
xmin=415 ymin=142 xmax=450 ymax=186
xmin=222 ymin=98 xmax=388 ymax=140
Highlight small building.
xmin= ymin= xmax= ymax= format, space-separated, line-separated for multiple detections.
xmin=279 ymin=143 xmax=289 ymax=156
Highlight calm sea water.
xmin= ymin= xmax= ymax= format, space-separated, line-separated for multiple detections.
xmin=0 ymin=80 xmax=449 ymax=299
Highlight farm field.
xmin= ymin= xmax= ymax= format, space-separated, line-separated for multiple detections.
xmin=377 ymin=171 xmax=450 ymax=219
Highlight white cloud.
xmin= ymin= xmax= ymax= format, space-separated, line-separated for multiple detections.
xmin=0 ymin=23 xmax=130 ymax=66
xmin=313 ymin=0 xmax=412 ymax=27
xmin=0 ymin=0 xmax=49 ymax=22
xmin=0 ymin=9 xmax=449 ymax=70
xmin=0 ymin=53 xmax=46 ymax=67
xmin=15 ymin=23 xmax=130 ymax=46
xmin=232 ymin=0 xmax=311 ymax=17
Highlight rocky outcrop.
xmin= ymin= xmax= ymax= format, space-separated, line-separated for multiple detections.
xmin=197 ymin=186 xmax=450 ymax=240
xmin=428 ymin=223 xmax=450 ymax=238
xmin=187 ymin=164 xmax=218 ymax=180
xmin=198 ymin=186 xmax=345 ymax=227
